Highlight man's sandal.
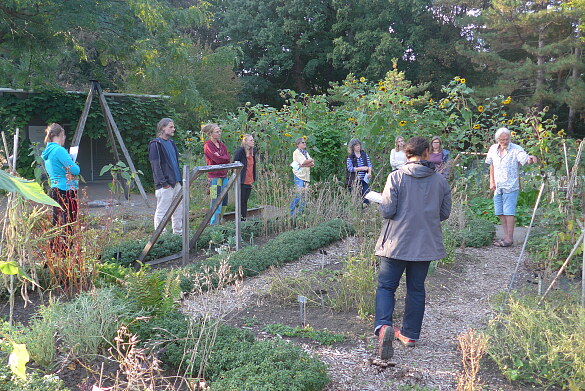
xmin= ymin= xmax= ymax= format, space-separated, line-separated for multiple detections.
xmin=493 ymin=240 xmax=513 ymax=247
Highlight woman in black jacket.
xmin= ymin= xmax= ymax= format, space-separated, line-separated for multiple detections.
xmin=233 ymin=134 xmax=256 ymax=220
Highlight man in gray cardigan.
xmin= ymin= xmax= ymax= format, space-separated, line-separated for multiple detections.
xmin=374 ymin=137 xmax=451 ymax=360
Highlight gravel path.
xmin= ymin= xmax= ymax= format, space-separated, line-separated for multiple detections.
xmin=181 ymin=228 xmax=534 ymax=391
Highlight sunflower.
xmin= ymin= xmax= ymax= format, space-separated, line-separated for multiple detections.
xmin=379 ymin=86 xmax=387 ymax=92
xmin=302 ymin=135 xmax=307 ymax=140
xmin=460 ymin=78 xmax=466 ymax=84
xmin=399 ymin=121 xmax=407 ymax=127
xmin=473 ymin=124 xmax=481 ymax=129
xmin=454 ymin=76 xmax=461 ymax=81
xmin=285 ymin=133 xmax=292 ymax=137
xmin=360 ymin=77 xmax=366 ymax=83
xmin=477 ymin=106 xmax=484 ymax=113
xmin=239 ymin=134 xmax=244 ymax=140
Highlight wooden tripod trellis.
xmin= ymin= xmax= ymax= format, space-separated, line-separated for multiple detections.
xmin=71 ymin=80 xmax=150 ymax=206
xmin=137 ymin=162 xmax=243 ymax=268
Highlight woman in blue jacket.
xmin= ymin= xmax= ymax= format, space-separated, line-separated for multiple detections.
xmin=41 ymin=123 xmax=80 ymax=225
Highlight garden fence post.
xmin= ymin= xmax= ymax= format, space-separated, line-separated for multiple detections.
xmin=1 ymin=131 xmax=12 ymax=172
xmin=182 ymin=165 xmax=190 ymax=267
xmin=234 ymin=168 xmax=241 ymax=250
xmin=582 ymin=229 xmax=584 ymax=307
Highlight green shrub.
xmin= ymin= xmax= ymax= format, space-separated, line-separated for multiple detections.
xmin=95 ymin=262 xmax=132 ymax=287
xmin=54 ymin=288 xmax=130 ymax=359
xmin=210 ymin=339 xmax=329 ymax=391
xmin=332 ymin=255 xmax=377 ymax=318
xmin=22 ymin=304 xmax=60 ymax=369
xmin=124 ymin=267 xmax=181 ymax=316
xmin=446 ymin=217 xmax=496 ymax=248
xmin=101 ymin=219 xmax=266 ymax=267
xmin=0 ymin=365 xmax=71 ymax=391
xmin=202 ymin=219 xmax=353 ymax=277
xmin=468 ymin=195 xmax=533 ymax=226
xmin=132 ymin=310 xmax=329 ymax=390
xmin=486 ymin=295 xmax=585 ymax=390
xmin=263 ymin=323 xmax=346 ymax=345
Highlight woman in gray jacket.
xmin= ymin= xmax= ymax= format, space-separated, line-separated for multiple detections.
xmin=375 ymin=136 xmax=451 ymax=360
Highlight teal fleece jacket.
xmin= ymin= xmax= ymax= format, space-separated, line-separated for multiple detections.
xmin=41 ymin=142 xmax=80 ymax=190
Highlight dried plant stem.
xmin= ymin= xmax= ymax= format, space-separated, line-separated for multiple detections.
xmin=457 ymin=329 xmax=488 ymax=391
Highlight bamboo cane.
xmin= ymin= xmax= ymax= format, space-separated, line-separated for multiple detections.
xmin=538 ymin=230 xmax=585 ymax=305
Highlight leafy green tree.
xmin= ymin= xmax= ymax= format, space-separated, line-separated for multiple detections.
xmin=214 ymin=0 xmax=344 ymax=105
xmin=330 ymin=0 xmax=480 ymax=96
xmin=458 ymin=0 xmax=585 ymax=135
xmin=0 ymin=0 xmax=241 ymax=122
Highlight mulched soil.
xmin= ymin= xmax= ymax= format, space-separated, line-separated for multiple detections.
xmin=181 ymin=230 xmax=540 ymax=391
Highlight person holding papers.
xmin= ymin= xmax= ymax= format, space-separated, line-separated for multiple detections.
xmin=42 ymin=123 xmax=80 ymax=226
xmin=372 ymin=136 xmax=451 ymax=360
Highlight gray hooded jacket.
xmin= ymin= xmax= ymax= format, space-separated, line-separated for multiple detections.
xmin=374 ymin=161 xmax=451 ymax=261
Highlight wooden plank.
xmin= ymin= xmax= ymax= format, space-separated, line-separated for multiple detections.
xmin=11 ymin=128 xmax=18 ymax=175
xmin=70 ymin=83 xmax=95 ymax=149
xmin=1 ymin=131 xmax=12 ymax=172
xmin=145 ymin=252 xmax=182 ymax=266
xmin=188 ymin=171 xmax=241 ymax=251
xmin=137 ymin=165 xmax=206 ymax=264
xmin=234 ymin=169 xmax=241 ymax=250
xmin=137 ymin=162 xmax=242 ymax=266
xmin=94 ymin=82 xmax=150 ymax=207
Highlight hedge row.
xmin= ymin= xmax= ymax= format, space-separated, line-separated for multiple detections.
xmin=101 ymin=219 xmax=267 ymax=267
xmin=133 ymin=311 xmax=329 ymax=391
xmin=179 ymin=218 xmax=355 ymax=291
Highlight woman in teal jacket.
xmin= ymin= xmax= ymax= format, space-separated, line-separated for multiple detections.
xmin=41 ymin=123 xmax=80 ymax=225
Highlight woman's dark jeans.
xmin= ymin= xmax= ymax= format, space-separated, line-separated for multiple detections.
xmin=374 ymin=257 xmax=431 ymax=340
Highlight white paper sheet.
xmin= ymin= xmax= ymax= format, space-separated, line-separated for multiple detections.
xmin=364 ymin=190 xmax=382 ymax=204
xmin=69 ymin=146 xmax=79 ymax=161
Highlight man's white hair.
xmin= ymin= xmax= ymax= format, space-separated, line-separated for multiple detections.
xmin=494 ymin=127 xmax=511 ymax=142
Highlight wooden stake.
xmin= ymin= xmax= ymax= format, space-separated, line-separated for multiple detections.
xmin=1 ymin=131 xmax=12 ymax=172
xmin=94 ymin=82 xmax=150 ymax=207
xmin=538 ymin=231 xmax=584 ymax=305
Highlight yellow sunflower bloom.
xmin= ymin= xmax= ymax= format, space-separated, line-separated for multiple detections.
xmin=285 ymin=133 xmax=291 ymax=137
xmin=478 ymin=106 xmax=484 ymax=113
xmin=558 ymin=129 xmax=566 ymax=137
xmin=508 ymin=119 xmax=514 ymax=125
xmin=473 ymin=124 xmax=481 ymax=129
xmin=399 ymin=121 xmax=407 ymax=127
xmin=503 ymin=113 xmax=507 ymax=117
xmin=239 ymin=134 xmax=244 ymax=140
xmin=460 ymin=78 xmax=466 ymax=84
xmin=360 ymin=77 xmax=366 ymax=83
xmin=454 ymin=76 xmax=461 ymax=81
xmin=511 ymin=131 xmax=516 ymax=137
xmin=379 ymin=86 xmax=387 ymax=92
xmin=378 ymin=81 xmax=384 ymax=86
xmin=302 ymin=135 xmax=307 ymax=140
